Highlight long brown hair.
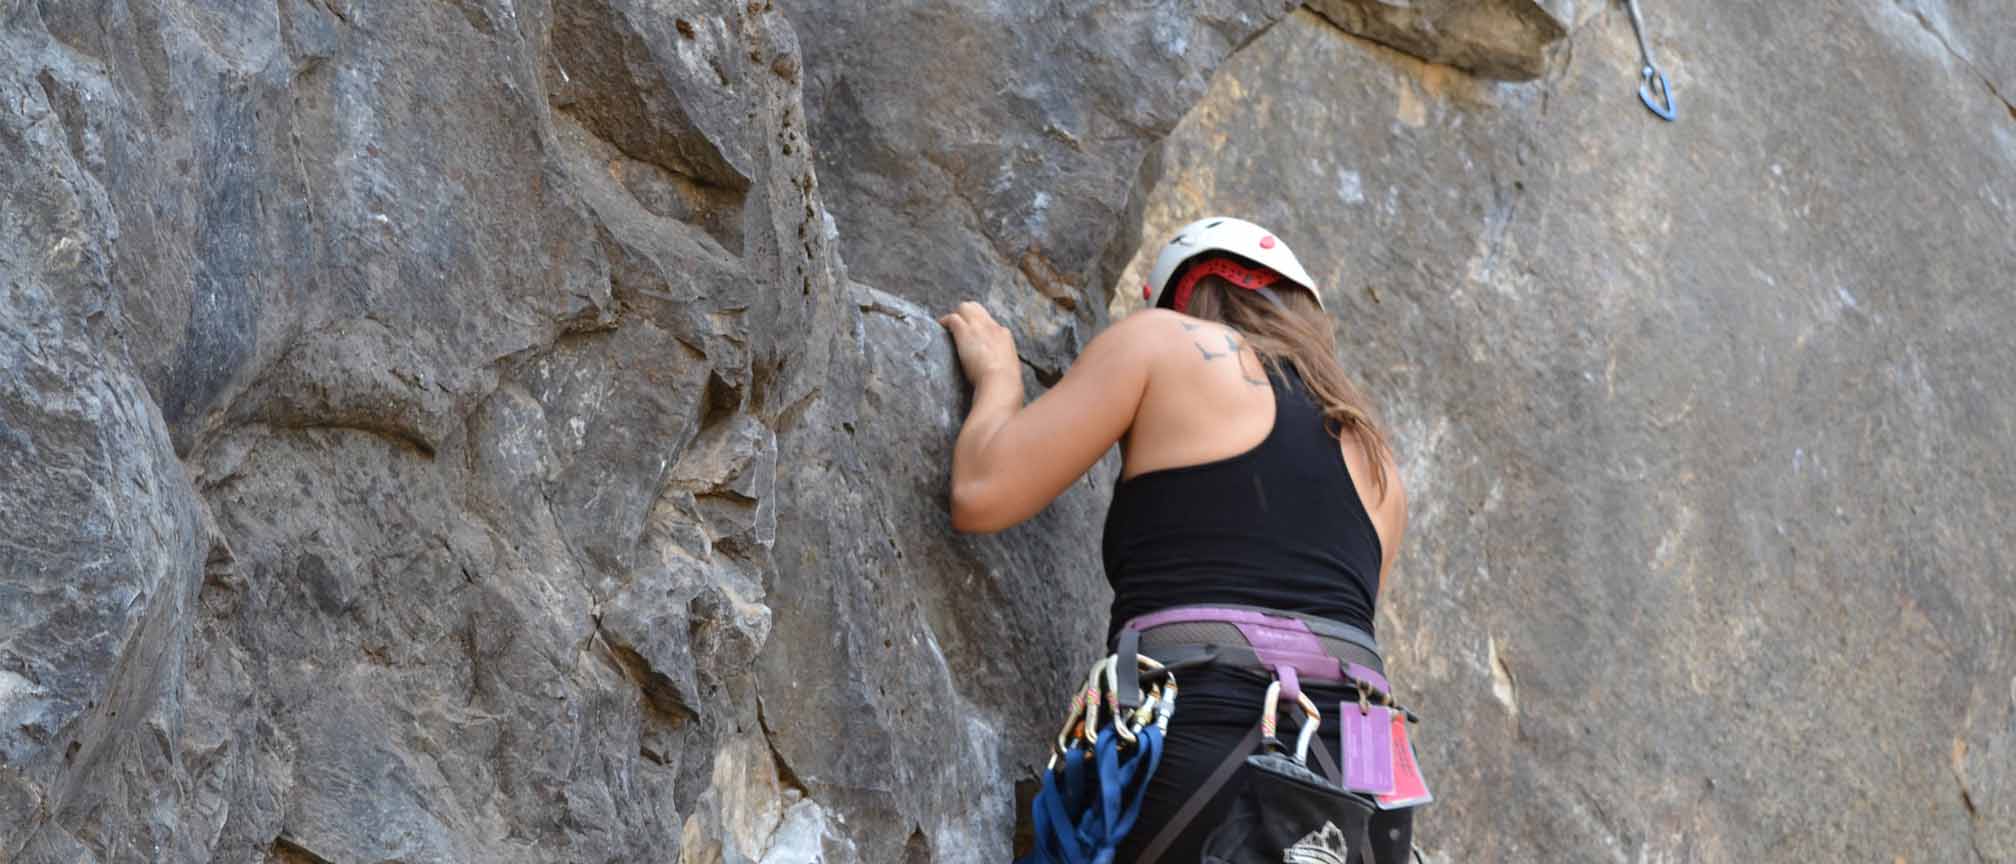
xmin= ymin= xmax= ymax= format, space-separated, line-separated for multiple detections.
xmin=1184 ymin=275 xmax=1394 ymax=499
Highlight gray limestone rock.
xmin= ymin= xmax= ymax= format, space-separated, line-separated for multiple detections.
xmin=1308 ymin=0 xmax=1566 ymax=80
xmin=782 ymin=1 xmax=1306 ymax=377
xmin=3 ymin=0 xmax=2013 ymax=861
xmin=1 ymin=28 xmax=206 ymax=858
xmin=1117 ymin=7 xmax=2016 ymax=861
xmin=2 ymin=0 xmax=1289 ymax=859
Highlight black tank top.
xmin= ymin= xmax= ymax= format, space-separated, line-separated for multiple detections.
xmin=1102 ymin=364 xmax=1383 ymax=642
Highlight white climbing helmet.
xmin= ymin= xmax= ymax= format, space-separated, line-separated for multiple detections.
xmin=1144 ymin=217 xmax=1324 ymax=311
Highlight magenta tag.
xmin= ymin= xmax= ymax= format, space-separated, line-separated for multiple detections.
xmin=1339 ymin=704 xmax=1396 ymax=795
xmin=1376 ymin=714 xmax=1433 ymax=810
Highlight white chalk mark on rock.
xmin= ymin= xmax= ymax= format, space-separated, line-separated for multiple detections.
xmin=1335 ymin=168 xmax=1365 ymax=205
xmin=1487 ymin=636 xmax=1518 ymax=718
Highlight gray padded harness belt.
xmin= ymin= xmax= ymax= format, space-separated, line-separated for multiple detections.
xmin=1113 ymin=605 xmax=1394 ymax=863
xmin=1117 ymin=604 xmax=1388 ymax=704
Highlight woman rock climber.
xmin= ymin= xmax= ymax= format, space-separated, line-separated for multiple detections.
xmin=939 ymin=217 xmax=1417 ymax=862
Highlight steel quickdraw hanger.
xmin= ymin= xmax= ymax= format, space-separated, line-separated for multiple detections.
xmin=1625 ymin=0 xmax=1677 ymax=120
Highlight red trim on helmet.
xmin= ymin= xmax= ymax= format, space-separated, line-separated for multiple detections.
xmin=1169 ymin=257 xmax=1283 ymax=313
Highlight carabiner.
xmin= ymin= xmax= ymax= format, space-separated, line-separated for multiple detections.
xmin=1080 ymin=660 xmax=1107 ymax=746
xmin=1639 ymin=65 xmax=1677 ymax=121
xmin=1129 ymin=656 xmax=1167 ymax=731
xmin=1152 ymin=671 xmax=1178 ymax=733
xmin=1052 ymin=690 xmax=1087 ymax=763
xmin=1290 ymin=692 xmax=1323 ymax=765
xmin=1260 ymin=680 xmax=1283 ymax=749
xmin=1101 ymin=656 xmax=1139 ymax=745
xmin=1624 ymin=0 xmax=1677 ymax=121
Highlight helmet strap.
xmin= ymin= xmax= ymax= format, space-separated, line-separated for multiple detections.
xmin=1253 ymin=285 xmax=1293 ymax=313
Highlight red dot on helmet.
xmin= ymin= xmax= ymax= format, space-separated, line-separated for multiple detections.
xmin=1142 ymin=282 xmax=1151 ymax=300
xmin=1259 ymin=236 xmax=1277 ymax=249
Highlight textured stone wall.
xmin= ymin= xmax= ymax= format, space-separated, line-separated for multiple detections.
xmin=1117 ymin=5 xmax=2016 ymax=861
xmin=2 ymin=1 xmax=2011 ymax=862
xmin=0 ymin=1 xmax=1291 ymax=861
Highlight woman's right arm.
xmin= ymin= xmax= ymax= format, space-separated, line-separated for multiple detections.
xmin=940 ymin=306 xmax=1176 ymax=533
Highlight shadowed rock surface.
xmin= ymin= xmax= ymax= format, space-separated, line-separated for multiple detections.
xmin=1 ymin=1 xmax=2011 ymax=863
xmin=1 ymin=1 xmax=1282 ymax=861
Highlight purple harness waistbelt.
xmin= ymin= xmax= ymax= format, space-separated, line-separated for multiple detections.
xmin=1123 ymin=606 xmax=1389 ymax=705
xmin=1115 ymin=608 xmax=1422 ymax=862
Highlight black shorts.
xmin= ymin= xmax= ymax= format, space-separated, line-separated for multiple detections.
xmin=1113 ymin=664 xmax=1417 ymax=863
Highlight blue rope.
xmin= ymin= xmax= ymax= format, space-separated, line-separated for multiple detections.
xmin=1018 ymin=725 xmax=1166 ymax=864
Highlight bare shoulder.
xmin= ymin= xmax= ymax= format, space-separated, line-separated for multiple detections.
xmin=1081 ymin=308 xmax=1197 ymax=364
xmin=1102 ymin=307 xmax=1192 ymax=340
xmin=1099 ymin=308 xmax=1242 ymax=355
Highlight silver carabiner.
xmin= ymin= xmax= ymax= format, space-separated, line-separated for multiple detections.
xmin=1290 ymin=692 xmax=1323 ymax=765
xmin=1625 ymin=0 xmax=1677 ymax=121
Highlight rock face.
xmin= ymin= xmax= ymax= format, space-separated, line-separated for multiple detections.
xmin=1307 ymin=0 xmax=1565 ymax=80
xmin=0 ymin=1 xmax=1286 ymax=862
xmin=1117 ymin=5 xmax=2016 ymax=861
xmin=783 ymin=0 xmax=1304 ymax=376
xmin=0 ymin=2 xmax=2011 ymax=864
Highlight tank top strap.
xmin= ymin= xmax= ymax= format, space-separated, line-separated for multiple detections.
xmin=1265 ymin=362 xmax=1322 ymax=426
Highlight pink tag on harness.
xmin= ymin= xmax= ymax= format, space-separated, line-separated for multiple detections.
xmin=1338 ymin=704 xmax=1396 ymax=795
xmin=1376 ymin=713 xmax=1433 ymax=810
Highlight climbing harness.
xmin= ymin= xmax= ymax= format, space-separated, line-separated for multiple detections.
xmin=1019 ymin=606 xmax=1432 ymax=863
xmin=1019 ymin=641 xmax=1178 ymax=864
xmin=1117 ymin=606 xmax=1431 ymax=864
xmin=1624 ymin=0 xmax=1678 ymax=120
